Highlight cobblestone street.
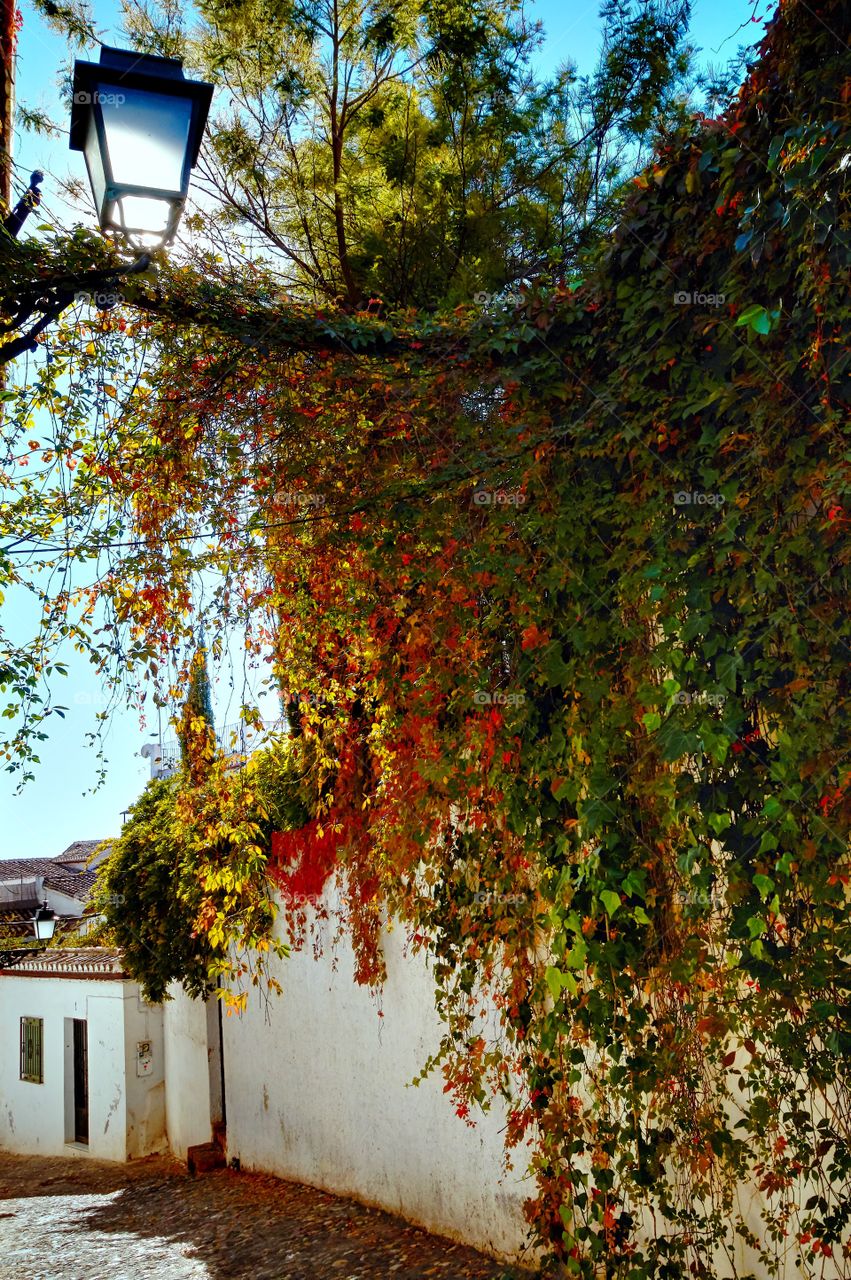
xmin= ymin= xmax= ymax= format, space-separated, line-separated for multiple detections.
xmin=0 ymin=1153 xmax=531 ymax=1280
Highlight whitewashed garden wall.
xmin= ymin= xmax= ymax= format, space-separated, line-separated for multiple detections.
xmin=164 ymin=887 xmax=531 ymax=1262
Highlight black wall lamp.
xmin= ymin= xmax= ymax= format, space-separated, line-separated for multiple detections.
xmin=0 ymin=900 xmax=57 ymax=970
xmin=1 ymin=46 xmax=212 ymax=366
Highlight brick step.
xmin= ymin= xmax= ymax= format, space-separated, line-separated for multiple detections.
xmin=187 ymin=1142 xmax=227 ymax=1175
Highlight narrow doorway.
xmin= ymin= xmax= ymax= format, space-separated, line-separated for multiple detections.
xmin=72 ymin=1019 xmax=88 ymax=1144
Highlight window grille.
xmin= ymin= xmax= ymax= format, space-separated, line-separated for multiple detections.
xmin=20 ymin=1016 xmax=43 ymax=1083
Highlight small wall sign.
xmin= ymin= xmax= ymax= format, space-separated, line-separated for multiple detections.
xmin=136 ymin=1040 xmax=153 ymax=1077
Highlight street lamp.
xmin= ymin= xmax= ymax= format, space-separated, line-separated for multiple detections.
xmin=0 ymin=46 xmax=212 ymax=364
xmin=70 ymin=47 xmax=213 ymax=247
xmin=33 ymin=901 xmax=58 ymax=942
xmin=0 ymin=901 xmax=58 ymax=970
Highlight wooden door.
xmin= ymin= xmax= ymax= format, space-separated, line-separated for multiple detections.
xmin=73 ymin=1019 xmax=88 ymax=1144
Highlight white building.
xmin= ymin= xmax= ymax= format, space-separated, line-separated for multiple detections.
xmin=0 ymin=949 xmax=166 ymax=1160
xmin=0 ymin=840 xmax=112 ymax=940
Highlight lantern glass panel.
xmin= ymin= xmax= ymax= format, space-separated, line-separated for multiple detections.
xmin=99 ymin=86 xmax=194 ymax=193
xmin=34 ymin=912 xmax=56 ymax=942
xmin=115 ymin=194 xmax=174 ymax=239
xmin=83 ymin=112 xmax=107 ymax=213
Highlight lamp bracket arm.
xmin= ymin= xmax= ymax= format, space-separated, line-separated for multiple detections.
xmin=2 ymin=171 xmax=44 ymax=241
xmin=0 ymin=293 xmax=73 ymax=365
xmin=0 ymin=253 xmax=152 ymax=367
xmin=2 ymin=253 xmax=152 ymax=305
xmin=0 ymin=946 xmax=44 ymax=969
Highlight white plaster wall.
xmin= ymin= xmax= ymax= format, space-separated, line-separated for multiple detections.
xmin=86 ymin=992 xmax=130 ymax=1159
xmin=0 ymin=975 xmax=127 ymax=1159
xmin=222 ymin=895 xmax=530 ymax=1262
xmin=122 ymin=993 xmax=166 ymax=1158
xmin=42 ymin=888 xmax=85 ymax=918
xmin=162 ymin=983 xmax=212 ymax=1159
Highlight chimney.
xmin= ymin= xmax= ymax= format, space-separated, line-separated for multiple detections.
xmin=141 ymin=741 xmax=165 ymax=779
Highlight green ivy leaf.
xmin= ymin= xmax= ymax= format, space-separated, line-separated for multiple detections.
xmin=545 ymin=965 xmax=578 ymax=999
xmin=600 ymin=889 xmax=621 ymax=917
xmin=753 ymin=874 xmax=774 ymax=899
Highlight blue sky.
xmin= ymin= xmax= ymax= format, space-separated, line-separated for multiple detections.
xmin=4 ymin=0 xmax=769 ymax=860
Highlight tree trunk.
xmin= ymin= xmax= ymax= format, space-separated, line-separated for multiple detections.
xmin=0 ymin=0 xmax=14 ymax=217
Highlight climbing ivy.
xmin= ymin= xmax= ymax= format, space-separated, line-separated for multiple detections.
xmin=3 ymin=0 xmax=850 ymax=1272
xmin=96 ymin=739 xmax=309 ymax=1004
xmin=93 ymin=777 xmax=217 ymax=1003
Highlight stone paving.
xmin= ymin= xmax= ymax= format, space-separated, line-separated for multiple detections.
xmin=0 ymin=1153 xmax=535 ymax=1280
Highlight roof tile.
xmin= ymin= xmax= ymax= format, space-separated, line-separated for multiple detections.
xmin=0 ymin=858 xmax=58 ymax=881
xmin=54 ymin=840 xmax=111 ymax=866
xmin=41 ymin=869 xmax=98 ymax=900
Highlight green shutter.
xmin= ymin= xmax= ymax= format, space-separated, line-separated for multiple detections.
xmin=20 ymin=1016 xmax=43 ymax=1083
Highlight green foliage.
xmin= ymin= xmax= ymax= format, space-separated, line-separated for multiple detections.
xmin=29 ymin=0 xmax=99 ymax=47
xmin=93 ymin=738 xmax=309 ymax=1004
xmin=179 ymin=642 xmax=215 ymax=766
xmin=119 ymin=0 xmax=694 ymax=306
xmin=3 ymin=0 xmax=851 ymax=1272
xmin=93 ymin=777 xmax=216 ymax=1002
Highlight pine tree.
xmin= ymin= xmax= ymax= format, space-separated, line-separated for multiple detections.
xmin=179 ymin=639 xmax=215 ymax=766
xmin=120 ymin=0 xmax=695 ymax=308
